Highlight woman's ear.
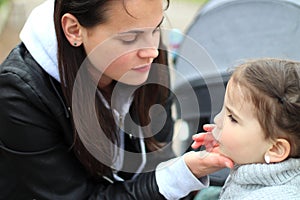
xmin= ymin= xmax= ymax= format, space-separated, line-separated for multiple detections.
xmin=267 ymin=138 xmax=290 ymax=163
xmin=61 ymin=13 xmax=83 ymax=47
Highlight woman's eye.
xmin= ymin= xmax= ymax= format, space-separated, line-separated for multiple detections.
xmin=228 ymin=114 xmax=237 ymax=123
xmin=153 ymin=26 xmax=161 ymax=34
xmin=119 ymin=34 xmax=138 ymax=44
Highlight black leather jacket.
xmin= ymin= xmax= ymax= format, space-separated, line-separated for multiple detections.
xmin=0 ymin=43 xmax=175 ymax=200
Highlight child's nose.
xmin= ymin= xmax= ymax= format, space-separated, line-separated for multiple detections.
xmin=213 ymin=108 xmax=224 ymax=129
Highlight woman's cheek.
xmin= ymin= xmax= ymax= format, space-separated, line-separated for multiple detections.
xmin=107 ymin=54 xmax=133 ymax=74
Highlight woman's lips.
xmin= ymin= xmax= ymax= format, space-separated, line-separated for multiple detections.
xmin=132 ymin=64 xmax=151 ymax=72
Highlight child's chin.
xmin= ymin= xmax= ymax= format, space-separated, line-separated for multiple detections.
xmin=218 ymin=148 xmax=228 ymax=157
xmin=219 ymin=150 xmax=236 ymax=163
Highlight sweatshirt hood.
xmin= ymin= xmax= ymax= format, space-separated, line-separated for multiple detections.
xmin=20 ymin=0 xmax=60 ymax=82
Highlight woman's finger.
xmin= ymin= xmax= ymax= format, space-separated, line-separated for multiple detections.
xmin=203 ymin=124 xmax=216 ymax=132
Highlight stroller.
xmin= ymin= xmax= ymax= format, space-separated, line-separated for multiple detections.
xmin=172 ymin=0 xmax=300 ymax=191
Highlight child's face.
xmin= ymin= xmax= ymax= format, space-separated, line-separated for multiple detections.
xmin=212 ymin=79 xmax=272 ymax=165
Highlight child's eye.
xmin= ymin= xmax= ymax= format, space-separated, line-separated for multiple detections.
xmin=228 ymin=114 xmax=237 ymax=123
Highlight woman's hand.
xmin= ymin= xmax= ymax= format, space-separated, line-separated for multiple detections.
xmin=191 ymin=124 xmax=218 ymax=151
xmin=183 ymin=124 xmax=234 ymax=178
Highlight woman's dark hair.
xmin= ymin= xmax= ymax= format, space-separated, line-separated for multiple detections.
xmin=54 ymin=0 xmax=171 ymax=179
xmin=229 ymin=58 xmax=300 ymax=158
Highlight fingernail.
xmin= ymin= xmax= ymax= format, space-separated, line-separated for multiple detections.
xmin=225 ymin=162 xmax=232 ymax=169
xmin=191 ymin=141 xmax=196 ymax=147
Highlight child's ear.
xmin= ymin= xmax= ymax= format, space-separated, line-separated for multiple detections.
xmin=61 ymin=13 xmax=83 ymax=47
xmin=267 ymin=139 xmax=290 ymax=163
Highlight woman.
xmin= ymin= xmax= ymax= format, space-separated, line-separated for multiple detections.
xmin=0 ymin=0 xmax=233 ymax=199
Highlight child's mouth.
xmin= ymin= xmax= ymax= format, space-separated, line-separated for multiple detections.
xmin=211 ymin=128 xmax=221 ymax=145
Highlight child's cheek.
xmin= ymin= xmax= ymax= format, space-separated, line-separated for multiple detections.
xmin=219 ymin=129 xmax=240 ymax=157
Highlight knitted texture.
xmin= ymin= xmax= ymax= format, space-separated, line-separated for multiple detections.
xmin=219 ymin=158 xmax=300 ymax=200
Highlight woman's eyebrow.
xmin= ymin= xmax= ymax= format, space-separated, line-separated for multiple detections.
xmin=119 ymin=17 xmax=165 ymax=35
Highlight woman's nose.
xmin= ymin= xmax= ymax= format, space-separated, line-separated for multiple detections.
xmin=138 ymin=47 xmax=159 ymax=59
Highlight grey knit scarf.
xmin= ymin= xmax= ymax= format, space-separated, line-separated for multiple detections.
xmin=219 ymin=158 xmax=300 ymax=200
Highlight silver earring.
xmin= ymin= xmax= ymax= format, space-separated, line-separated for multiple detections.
xmin=73 ymin=42 xmax=77 ymax=46
xmin=264 ymin=154 xmax=270 ymax=164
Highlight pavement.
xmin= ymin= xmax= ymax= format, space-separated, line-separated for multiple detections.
xmin=0 ymin=0 xmax=203 ymax=63
xmin=0 ymin=0 xmax=44 ymax=62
